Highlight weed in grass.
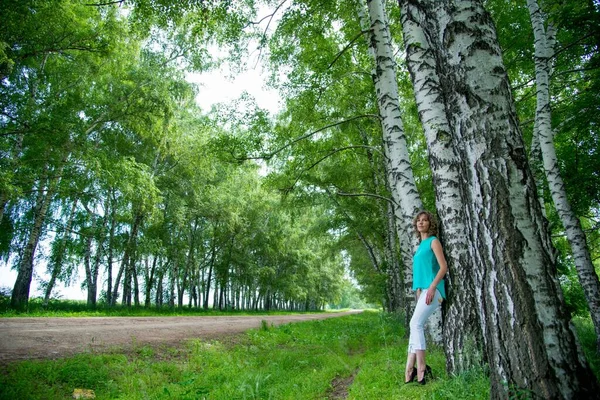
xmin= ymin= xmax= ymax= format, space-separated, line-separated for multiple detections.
xmin=506 ymin=382 xmax=535 ymax=400
xmin=0 ymin=354 xmax=124 ymax=400
xmin=239 ymin=373 xmax=272 ymax=399
xmin=260 ymin=319 xmax=270 ymax=332
xmin=427 ymin=365 xmax=490 ymax=399
xmin=136 ymin=345 xmax=155 ymax=358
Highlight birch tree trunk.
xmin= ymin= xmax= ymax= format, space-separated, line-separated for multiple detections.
xmin=89 ymin=239 xmax=102 ymax=307
xmin=106 ymin=192 xmax=116 ymax=306
xmin=43 ymin=200 xmax=78 ymax=306
xmin=525 ymin=0 xmax=557 ymax=218
xmin=83 ymin=233 xmax=95 ymax=306
xmin=111 ymin=257 xmax=125 ymax=306
xmin=362 ymin=0 xmax=430 ymax=331
xmin=357 ymin=129 xmax=403 ymax=314
xmin=385 ymin=201 xmax=403 ymax=313
xmin=155 ymin=262 xmax=164 ymax=307
xmin=399 ymin=0 xmax=485 ymax=372
xmin=364 ymin=128 xmax=398 ymax=313
xmin=177 ymin=267 xmax=189 ymax=308
xmin=122 ymin=211 xmax=143 ymax=306
xmin=203 ymin=234 xmax=217 ymax=309
xmin=133 ymin=268 xmax=140 ymax=306
xmin=169 ymin=260 xmax=177 ymax=308
xmin=11 ymin=160 xmax=65 ymax=309
xmin=527 ymin=0 xmax=600 ymax=354
xmin=85 ymin=212 xmax=107 ymax=307
xmin=144 ymin=256 xmax=158 ymax=307
xmin=397 ymin=0 xmax=599 ymax=398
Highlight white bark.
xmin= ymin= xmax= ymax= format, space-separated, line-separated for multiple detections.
xmin=527 ymin=0 xmax=600 ymax=352
xmin=397 ymin=0 xmax=599 ymax=398
xmin=359 ymin=128 xmax=404 ymax=313
xmin=368 ymin=0 xmax=423 ymax=221
xmin=399 ymin=0 xmax=484 ymax=371
xmin=361 ymin=0 xmax=435 ymax=331
xmin=11 ymin=160 xmax=66 ymax=309
xmin=385 ymin=201 xmax=403 ymax=312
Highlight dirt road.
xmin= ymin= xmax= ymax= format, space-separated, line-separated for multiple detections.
xmin=0 ymin=311 xmax=362 ymax=363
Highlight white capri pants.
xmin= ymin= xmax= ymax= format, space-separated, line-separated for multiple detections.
xmin=408 ymin=289 xmax=442 ymax=353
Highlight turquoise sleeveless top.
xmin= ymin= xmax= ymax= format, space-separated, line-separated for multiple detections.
xmin=413 ymin=236 xmax=446 ymax=299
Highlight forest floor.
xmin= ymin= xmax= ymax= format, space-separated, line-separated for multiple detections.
xmin=0 ymin=310 xmax=362 ymax=364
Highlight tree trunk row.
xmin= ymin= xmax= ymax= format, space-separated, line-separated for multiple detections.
xmin=398 ymin=0 xmax=599 ymax=398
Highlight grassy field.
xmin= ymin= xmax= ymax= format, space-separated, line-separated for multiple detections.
xmin=0 ymin=305 xmax=598 ymax=399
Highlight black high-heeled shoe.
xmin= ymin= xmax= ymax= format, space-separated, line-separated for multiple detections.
xmin=404 ymin=367 xmax=417 ymax=384
xmin=417 ymin=365 xmax=433 ymax=385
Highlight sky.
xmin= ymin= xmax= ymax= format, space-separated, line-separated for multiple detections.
xmin=189 ymin=64 xmax=281 ymax=115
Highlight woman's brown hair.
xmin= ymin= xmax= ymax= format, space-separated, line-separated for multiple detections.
xmin=412 ymin=211 xmax=438 ymax=239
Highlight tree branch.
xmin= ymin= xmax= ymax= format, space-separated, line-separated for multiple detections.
xmin=85 ymin=1 xmax=125 ymax=6
xmin=325 ymin=188 xmax=382 ymax=273
xmin=328 ymin=29 xmax=371 ymax=70
xmin=552 ymin=32 xmax=596 ymax=59
xmin=336 ymin=190 xmax=396 ymax=205
xmin=244 ymin=113 xmax=381 ymax=161
xmin=247 ymin=0 xmax=289 ymax=68
xmin=552 ymin=66 xmax=600 ymax=78
xmin=247 ymin=0 xmax=288 ymax=27
xmin=286 ymin=145 xmax=386 ymax=190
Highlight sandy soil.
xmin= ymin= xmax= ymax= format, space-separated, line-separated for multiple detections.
xmin=0 ymin=311 xmax=362 ymax=363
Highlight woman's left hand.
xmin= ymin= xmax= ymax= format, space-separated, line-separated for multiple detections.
xmin=425 ymin=287 xmax=435 ymax=305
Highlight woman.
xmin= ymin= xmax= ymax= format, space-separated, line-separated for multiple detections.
xmin=404 ymin=211 xmax=448 ymax=385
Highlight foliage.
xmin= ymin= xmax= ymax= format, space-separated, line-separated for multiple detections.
xmin=0 ymin=0 xmax=348 ymax=312
xmin=328 ymin=278 xmax=374 ymax=310
xmin=573 ymin=316 xmax=600 ymax=382
xmin=558 ymin=265 xmax=590 ymax=318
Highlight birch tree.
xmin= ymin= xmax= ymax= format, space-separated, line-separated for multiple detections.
xmin=399 ymin=0 xmax=485 ymax=372
xmin=42 ymin=200 xmax=78 ymax=306
xmin=396 ymin=0 xmax=599 ymax=397
xmin=361 ymin=0 xmax=449 ymax=338
xmin=11 ymin=157 xmax=68 ymax=309
xmin=527 ymin=0 xmax=600 ymax=353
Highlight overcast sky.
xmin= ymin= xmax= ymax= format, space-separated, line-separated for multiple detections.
xmin=189 ymin=64 xmax=281 ymax=115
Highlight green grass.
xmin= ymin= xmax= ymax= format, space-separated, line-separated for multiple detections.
xmin=0 ymin=297 xmax=335 ymax=318
xmin=1 ymin=310 xmax=598 ymax=399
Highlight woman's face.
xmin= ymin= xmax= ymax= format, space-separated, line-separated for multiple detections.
xmin=416 ymin=214 xmax=430 ymax=234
